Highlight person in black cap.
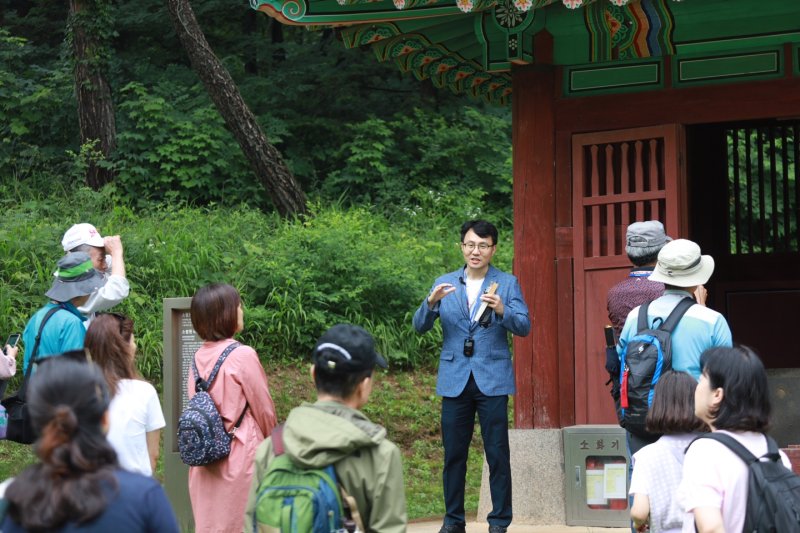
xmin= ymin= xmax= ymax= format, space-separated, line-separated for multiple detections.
xmin=244 ymin=324 xmax=407 ymax=533
xmin=20 ymin=252 xmax=105 ymax=373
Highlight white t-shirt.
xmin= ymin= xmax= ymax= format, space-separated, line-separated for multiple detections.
xmin=630 ymin=434 xmax=697 ymax=533
xmin=107 ymin=379 xmax=165 ymax=476
xmin=465 ymin=277 xmax=484 ymax=315
xmin=677 ymin=430 xmax=793 ymax=533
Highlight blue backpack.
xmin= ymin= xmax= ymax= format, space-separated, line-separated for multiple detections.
xmin=616 ymin=297 xmax=694 ymax=438
xmin=177 ymin=342 xmax=247 ymax=466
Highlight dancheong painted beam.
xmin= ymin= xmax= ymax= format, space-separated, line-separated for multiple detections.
xmin=250 ymin=0 xmax=800 ymax=104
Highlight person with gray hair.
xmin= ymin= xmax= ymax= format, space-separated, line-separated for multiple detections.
xmin=607 ymin=221 xmax=673 ymax=336
xmin=617 ymin=238 xmax=732 ymax=454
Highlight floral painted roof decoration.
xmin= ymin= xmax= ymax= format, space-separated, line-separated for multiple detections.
xmin=250 ymin=0 xmax=799 ymax=104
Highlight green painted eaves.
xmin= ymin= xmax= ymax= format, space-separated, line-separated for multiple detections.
xmin=250 ymin=0 xmax=800 ymax=104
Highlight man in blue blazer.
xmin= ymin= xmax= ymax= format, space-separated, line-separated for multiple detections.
xmin=413 ymin=220 xmax=531 ymax=533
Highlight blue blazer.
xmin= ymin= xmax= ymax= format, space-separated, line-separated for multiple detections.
xmin=413 ymin=265 xmax=531 ymax=397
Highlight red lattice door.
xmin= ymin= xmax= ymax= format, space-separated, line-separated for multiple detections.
xmin=572 ymin=125 xmax=686 ymax=424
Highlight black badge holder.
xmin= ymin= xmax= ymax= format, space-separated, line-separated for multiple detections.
xmin=463 ymin=338 xmax=474 ymax=357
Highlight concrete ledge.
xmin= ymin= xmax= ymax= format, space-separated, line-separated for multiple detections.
xmin=477 ymin=429 xmax=565 ymax=525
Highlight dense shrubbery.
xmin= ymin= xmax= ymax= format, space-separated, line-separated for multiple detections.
xmin=0 ymin=188 xmax=513 ymax=385
xmin=0 ymin=4 xmax=512 ymax=215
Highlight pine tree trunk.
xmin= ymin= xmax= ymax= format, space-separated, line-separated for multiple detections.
xmin=70 ymin=0 xmax=116 ymax=190
xmin=166 ymin=0 xmax=307 ymax=217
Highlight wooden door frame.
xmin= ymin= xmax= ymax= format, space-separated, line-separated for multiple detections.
xmin=570 ymin=124 xmax=687 ymax=424
xmin=512 ymin=66 xmax=800 ymax=428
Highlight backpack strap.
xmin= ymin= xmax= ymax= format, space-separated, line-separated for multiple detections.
xmin=636 ymin=301 xmax=651 ymax=334
xmin=764 ymin=434 xmax=782 ymax=461
xmin=654 ymin=297 xmax=695 ymax=370
xmin=18 ymin=304 xmax=67 ymax=400
xmin=659 ymin=297 xmax=696 ymax=333
xmin=192 ymin=341 xmax=241 ymax=392
xmin=636 ymin=297 xmax=695 ymax=335
xmin=228 ymin=402 xmax=249 ymax=438
xmin=688 ymin=432 xmax=759 ymax=464
xmin=192 ymin=341 xmax=247 ymax=436
xmin=271 ymin=424 xmax=285 ymax=456
xmin=339 ymin=483 xmax=366 ymax=533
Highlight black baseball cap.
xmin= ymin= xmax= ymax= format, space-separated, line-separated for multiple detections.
xmin=313 ymin=324 xmax=388 ymax=373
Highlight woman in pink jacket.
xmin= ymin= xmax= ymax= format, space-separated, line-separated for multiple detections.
xmin=186 ymin=283 xmax=277 ymax=533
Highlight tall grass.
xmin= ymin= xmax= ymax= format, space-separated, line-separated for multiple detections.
xmin=0 ymin=188 xmax=513 ymax=382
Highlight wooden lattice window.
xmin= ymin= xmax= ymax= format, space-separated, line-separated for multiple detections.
xmin=576 ymin=134 xmax=672 ymax=259
xmin=727 ymin=123 xmax=799 ymax=255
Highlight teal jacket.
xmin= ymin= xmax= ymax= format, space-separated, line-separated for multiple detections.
xmin=22 ymin=303 xmax=86 ymax=372
xmin=244 ymin=400 xmax=407 ymax=533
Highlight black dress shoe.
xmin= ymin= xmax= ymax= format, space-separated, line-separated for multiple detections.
xmin=438 ymin=525 xmax=466 ymax=533
xmin=488 ymin=526 xmax=507 ymax=533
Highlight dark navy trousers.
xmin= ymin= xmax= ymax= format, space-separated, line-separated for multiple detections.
xmin=441 ymin=373 xmax=512 ymax=527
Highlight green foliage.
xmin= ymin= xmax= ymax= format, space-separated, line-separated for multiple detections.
xmin=113 ymin=82 xmax=263 ymax=207
xmin=727 ymin=126 xmax=798 ymax=253
xmin=66 ymin=0 xmax=117 ymax=76
xmin=0 ymin=4 xmax=513 ymax=214
xmin=0 ymin=0 xmax=515 ymax=522
xmin=0 ymin=28 xmax=78 ymax=186
xmin=324 ymin=106 xmax=513 ymax=219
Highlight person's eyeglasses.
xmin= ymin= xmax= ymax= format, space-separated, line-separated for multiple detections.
xmin=461 ymin=242 xmax=493 ymax=252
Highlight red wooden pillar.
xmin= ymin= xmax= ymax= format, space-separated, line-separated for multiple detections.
xmin=512 ymin=34 xmax=560 ymax=429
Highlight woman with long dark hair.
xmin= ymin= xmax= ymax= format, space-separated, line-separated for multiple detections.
xmin=1 ymin=357 xmax=178 ymax=532
xmin=186 ymin=283 xmax=277 ymax=533
xmin=85 ymin=313 xmax=165 ymax=476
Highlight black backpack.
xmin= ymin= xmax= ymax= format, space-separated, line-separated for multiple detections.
xmin=689 ymin=433 xmax=800 ymax=533
xmin=616 ymin=297 xmax=694 ymax=438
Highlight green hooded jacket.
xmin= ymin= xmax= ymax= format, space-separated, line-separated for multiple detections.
xmin=243 ymin=400 xmax=407 ymax=533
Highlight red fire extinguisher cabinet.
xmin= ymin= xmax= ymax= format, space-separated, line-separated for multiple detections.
xmin=563 ymin=425 xmax=630 ymax=527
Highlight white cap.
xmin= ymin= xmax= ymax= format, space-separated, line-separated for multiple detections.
xmin=62 ymin=223 xmax=105 ymax=251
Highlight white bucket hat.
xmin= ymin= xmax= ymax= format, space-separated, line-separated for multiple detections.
xmin=648 ymin=239 xmax=714 ymax=287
